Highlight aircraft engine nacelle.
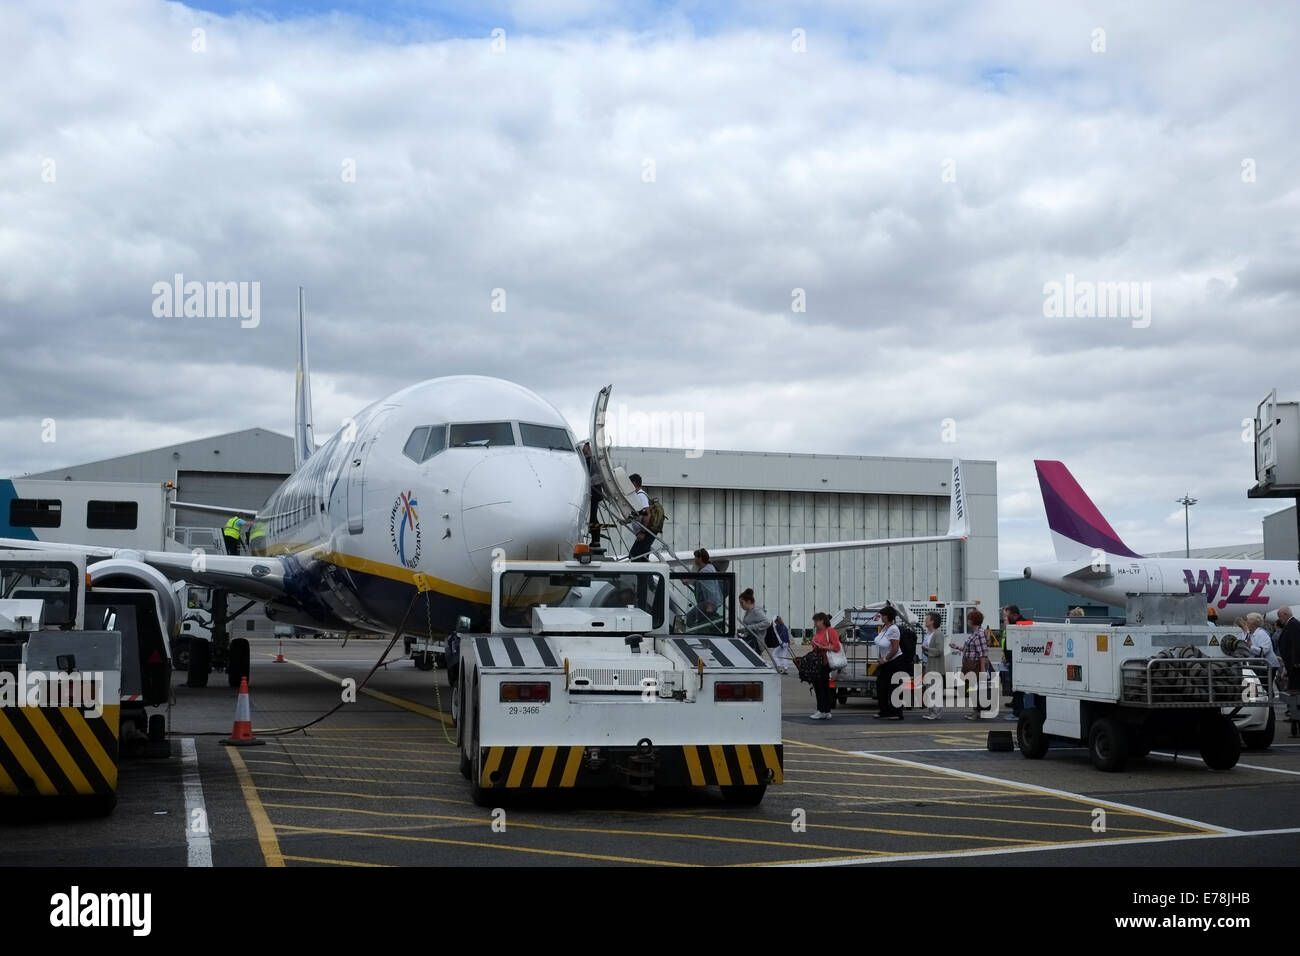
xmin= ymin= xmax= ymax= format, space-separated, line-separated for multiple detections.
xmin=88 ymin=558 xmax=183 ymax=637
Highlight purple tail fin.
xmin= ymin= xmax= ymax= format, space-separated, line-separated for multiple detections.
xmin=1035 ymin=460 xmax=1142 ymax=561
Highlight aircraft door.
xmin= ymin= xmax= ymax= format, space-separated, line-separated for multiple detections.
xmin=346 ymin=408 xmax=392 ymax=535
xmin=1145 ymin=565 xmax=1163 ymax=595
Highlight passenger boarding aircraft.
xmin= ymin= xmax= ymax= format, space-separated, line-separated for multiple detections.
xmin=1023 ymin=460 xmax=1300 ymax=619
xmin=0 ymin=293 xmax=970 ymax=635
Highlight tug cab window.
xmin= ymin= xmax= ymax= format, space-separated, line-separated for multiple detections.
xmin=519 ymin=423 xmax=574 ymax=452
xmin=449 ymin=422 xmax=515 ymax=448
xmin=402 ymin=425 xmax=447 ymax=463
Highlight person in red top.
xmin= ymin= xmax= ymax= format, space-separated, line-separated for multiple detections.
xmin=808 ymin=612 xmax=841 ymax=720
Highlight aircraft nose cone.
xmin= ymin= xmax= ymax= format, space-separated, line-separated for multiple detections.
xmin=461 ymin=450 xmax=586 ymax=584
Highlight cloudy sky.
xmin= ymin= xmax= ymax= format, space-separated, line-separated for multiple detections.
xmin=3 ymin=0 xmax=1297 ymax=566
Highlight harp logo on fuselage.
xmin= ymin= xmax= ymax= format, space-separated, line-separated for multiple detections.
xmin=390 ymin=490 xmax=422 ymax=569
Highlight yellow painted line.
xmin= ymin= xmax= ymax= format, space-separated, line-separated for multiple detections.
xmin=924 ymin=798 xmax=1169 ymax=819
xmin=226 ymin=747 xmax=286 ymax=867
xmin=0 ymin=710 xmax=56 ymax=795
xmin=25 ymin=708 xmax=92 ymax=794
xmin=256 ymin=785 xmax=475 ymax=807
xmin=505 ymin=747 xmax=532 ymax=788
xmin=734 ymin=746 xmax=758 ymax=786
xmin=266 ymin=807 xmax=871 ymax=855
xmin=783 ymin=778 xmax=1017 ymax=793
xmin=708 ymin=745 xmax=732 ymax=786
xmin=281 ymin=855 xmax=392 ymax=867
xmin=827 ymin=808 xmax=1177 ymax=836
xmin=784 ymin=766 xmax=978 ymax=780
xmin=239 ymin=758 xmax=300 ymax=769
xmin=682 ymin=746 xmax=706 ymax=786
xmin=759 ymin=744 xmax=783 ymax=784
xmin=246 ymin=770 xmax=468 ymax=790
xmin=64 ymin=709 xmax=118 ymax=786
xmin=779 ymin=788 xmax=1016 ymax=802
xmin=271 ymin=823 xmax=695 ymax=866
xmin=275 ymin=743 xmax=457 ymax=758
xmin=320 ymin=550 xmax=491 ymax=604
xmin=276 ymin=753 xmax=460 ymax=769
xmin=559 ymin=746 xmax=583 ymax=787
xmin=790 ymin=737 xmax=1221 ymax=835
xmin=533 ymin=746 xmax=558 ymax=787
xmin=282 ymin=659 xmax=452 ymax=726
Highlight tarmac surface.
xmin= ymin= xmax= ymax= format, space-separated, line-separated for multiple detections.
xmin=3 ymin=637 xmax=1298 ymax=867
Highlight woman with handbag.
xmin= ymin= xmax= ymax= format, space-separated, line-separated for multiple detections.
xmin=873 ymin=605 xmax=904 ymax=720
xmin=805 ymin=612 xmax=841 ymax=720
xmin=738 ymin=589 xmax=777 ymax=667
xmin=950 ymin=608 xmax=991 ymax=719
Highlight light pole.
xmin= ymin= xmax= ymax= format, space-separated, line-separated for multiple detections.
xmin=1176 ymin=494 xmax=1197 ymax=558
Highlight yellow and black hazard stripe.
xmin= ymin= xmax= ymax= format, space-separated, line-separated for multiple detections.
xmin=0 ymin=706 xmax=119 ymax=797
xmin=477 ymin=742 xmax=783 ymax=790
xmin=681 ymin=744 xmax=783 ymax=788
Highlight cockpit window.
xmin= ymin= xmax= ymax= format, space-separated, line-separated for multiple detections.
xmin=402 ymin=425 xmax=447 ymax=463
xmin=518 ymin=423 xmax=574 ymax=451
xmin=449 ymin=422 xmax=515 ymax=447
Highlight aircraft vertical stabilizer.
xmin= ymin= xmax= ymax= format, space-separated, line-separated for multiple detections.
xmin=294 ymin=287 xmax=315 ymax=469
xmin=1035 ymin=460 xmax=1142 ymax=561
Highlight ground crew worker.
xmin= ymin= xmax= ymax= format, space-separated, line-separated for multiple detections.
xmin=223 ymin=516 xmax=246 ymax=555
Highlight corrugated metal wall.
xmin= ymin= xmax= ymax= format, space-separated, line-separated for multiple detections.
xmin=649 ymin=487 xmax=955 ymax=637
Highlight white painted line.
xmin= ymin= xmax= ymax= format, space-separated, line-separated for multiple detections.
xmin=181 ymin=738 xmax=213 ymax=868
xmin=1148 ymin=751 xmax=1300 ymax=777
xmin=849 ymin=750 xmax=1237 ymax=835
xmin=853 ymin=747 xmax=1088 ymax=754
xmin=781 ymin=826 xmax=1300 ymax=867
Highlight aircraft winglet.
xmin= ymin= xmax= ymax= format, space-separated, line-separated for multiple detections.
xmin=947 ymin=458 xmax=969 ymax=539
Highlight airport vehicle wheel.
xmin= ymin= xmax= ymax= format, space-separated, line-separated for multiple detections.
xmin=187 ymin=640 xmax=211 ymax=688
xmin=1017 ymin=712 xmax=1049 ymax=759
xmin=720 ymin=784 xmax=767 ymax=806
xmin=467 ymin=691 xmax=492 ymax=807
xmin=415 ymin=652 xmax=435 ymax=671
xmin=148 ymin=714 xmax=166 ymax=743
xmin=227 ymin=638 xmax=251 ymax=688
xmin=1087 ymin=717 xmax=1128 ymax=772
xmin=1242 ymin=709 xmax=1276 ymax=751
xmin=1200 ymin=715 xmax=1241 ymax=770
xmin=836 ymin=688 xmax=849 ymax=705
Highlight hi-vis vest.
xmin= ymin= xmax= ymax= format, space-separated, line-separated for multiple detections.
xmin=224 ymin=516 xmax=243 ymax=540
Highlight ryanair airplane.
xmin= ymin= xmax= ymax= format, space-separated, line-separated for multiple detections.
xmin=0 ymin=293 xmax=970 ymax=637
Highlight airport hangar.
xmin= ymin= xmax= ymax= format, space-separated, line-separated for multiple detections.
xmin=7 ymin=431 xmax=999 ymax=639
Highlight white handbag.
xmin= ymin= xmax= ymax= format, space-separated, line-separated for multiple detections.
xmin=825 ymin=645 xmax=848 ymax=671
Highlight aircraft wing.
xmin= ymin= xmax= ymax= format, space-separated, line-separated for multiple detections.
xmin=169 ymin=500 xmax=258 ymax=519
xmin=666 ymin=531 xmax=964 ymax=564
xmin=0 ymin=537 xmax=292 ymax=603
xmin=588 ymin=385 xmax=971 ymax=565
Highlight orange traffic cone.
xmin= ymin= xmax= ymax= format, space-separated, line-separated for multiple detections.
xmin=274 ymin=640 xmax=286 ymax=663
xmin=220 ymin=676 xmax=265 ymax=747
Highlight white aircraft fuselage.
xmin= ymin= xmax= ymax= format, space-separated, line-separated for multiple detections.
xmin=251 ymin=375 xmax=586 ymax=633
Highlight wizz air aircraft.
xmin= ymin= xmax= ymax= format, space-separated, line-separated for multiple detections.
xmin=1023 ymin=460 xmax=1299 ymax=618
xmin=0 ymin=296 xmax=970 ymax=636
